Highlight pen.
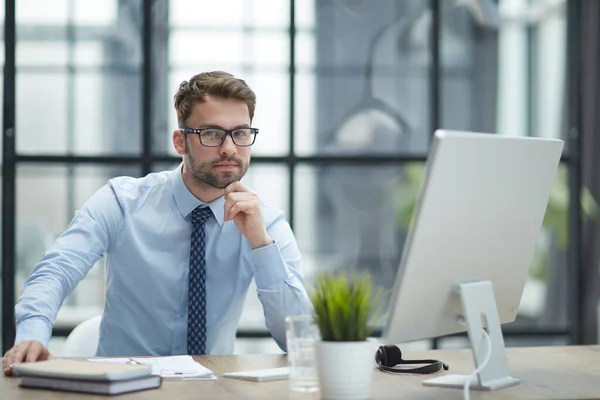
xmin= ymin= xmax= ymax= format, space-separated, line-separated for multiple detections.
xmin=126 ymin=358 xmax=196 ymax=375
xmin=160 ymin=370 xmax=198 ymax=375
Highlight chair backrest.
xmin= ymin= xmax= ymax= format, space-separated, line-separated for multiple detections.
xmin=61 ymin=315 xmax=102 ymax=357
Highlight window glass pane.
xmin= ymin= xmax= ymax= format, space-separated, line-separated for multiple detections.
xmin=246 ymin=73 xmax=289 ymax=156
xmin=296 ymin=0 xmax=315 ymax=30
xmin=252 ymin=0 xmax=289 ymax=29
xmin=296 ymin=0 xmax=430 ymax=156
xmin=73 ymin=73 xmax=103 ymax=154
xmin=440 ymin=0 xmax=501 ymax=134
xmin=243 ymin=164 xmax=289 ymax=217
xmin=170 ymin=0 xmax=244 ymax=27
xmin=74 ymin=73 xmax=142 ymax=154
xmin=73 ymin=42 xmax=109 ymax=67
xmin=17 ymin=73 xmax=68 ymax=153
xmin=442 ymin=0 xmax=567 ymax=141
xmin=17 ymin=0 xmax=68 ymax=24
xmin=169 ymin=31 xmax=245 ymax=66
xmin=17 ymin=42 xmax=69 ymax=66
xmin=15 ymin=165 xmax=141 ymax=340
xmin=299 ymin=74 xmax=419 ymax=156
xmin=531 ymin=2 xmax=566 ymax=140
xmin=514 ymin=164 xmax=569 ymax=330
xmin=294 ymin=164 xmax=416 ymax=303
xmin=295 ymin=72 xmax=316 ymax=154
xmin=252 ymin=32 xmax=289 ymax=66
xmin=296 ymin=31 xmax=315 ymax=69
xmin=17 ymin=72 xmax=141 ymax=154
xmin=16 ymin=1 xmax=142 ymax=155
xmin=169 ymin=31 xmax=289 ymax=68
xmin=73 ymin=0 xmax=117 ymax=26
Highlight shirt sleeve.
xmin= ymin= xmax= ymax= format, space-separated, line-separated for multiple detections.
xmin=14 ymin=183 xmax=125 ymax=347
xmin=249 ymin=212 xmax=314 ymax=352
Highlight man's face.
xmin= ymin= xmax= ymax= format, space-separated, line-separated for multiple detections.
xmin=178 ymin=95 xmax=252 ymax=189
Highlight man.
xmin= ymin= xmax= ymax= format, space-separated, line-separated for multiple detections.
xmin=3 ymin=71 xmax=313 ymax=375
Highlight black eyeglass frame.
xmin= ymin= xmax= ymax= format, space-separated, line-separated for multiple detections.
xmin=179 ymin=127 xmax=259 ymax=147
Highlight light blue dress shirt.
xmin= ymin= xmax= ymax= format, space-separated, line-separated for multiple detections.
xmin=14 ymin=164 xmax=313 ymax=356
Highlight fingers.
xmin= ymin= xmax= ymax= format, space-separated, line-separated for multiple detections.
xmin=3 ymin=344 xmax=25 ymax=376
xmin=3 ymin=341 xmax=51 ymax=376
xmin=224 ymin=181 xmax=250 ymax=195
xmin=9 ymin=345 xmax=28 ymax=365
xmin=227 ymin=200 xmax=258 ymax=221
xmin=222 ymin=188 xmax=271 ymax=248
xmin=223 ymin=182 xmax=256 ymax=220
xmin=224 ymin=192 xmax=259 ymax=221
xmin=3 ymin=349 xmax=14 ymax=376
xmin=25 ymin=342 xmax=45 ymax=363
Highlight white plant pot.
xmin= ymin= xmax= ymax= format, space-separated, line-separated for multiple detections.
xmin=315 ymin=340 xmax=375 ymax=400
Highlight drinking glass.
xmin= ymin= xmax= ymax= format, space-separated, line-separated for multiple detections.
xmin=285 ymin=314 xmax=320 ymax=393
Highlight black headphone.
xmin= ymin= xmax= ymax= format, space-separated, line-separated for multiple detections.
xmin=375 ymin=344 xmax=449 ymax=374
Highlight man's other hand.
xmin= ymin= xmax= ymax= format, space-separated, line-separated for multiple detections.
xmin=3 ymin=340 xmax=53 ymax=376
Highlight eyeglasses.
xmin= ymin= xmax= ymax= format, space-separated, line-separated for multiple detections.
xmin=180 ymin=127 xmax=259 ymax=147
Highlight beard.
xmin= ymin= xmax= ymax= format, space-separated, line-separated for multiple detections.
xmin=185 ymin=144 xmax=249 ymax=189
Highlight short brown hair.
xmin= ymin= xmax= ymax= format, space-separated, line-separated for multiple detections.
xmin=173 ymin=71 xmax=256 ymax=128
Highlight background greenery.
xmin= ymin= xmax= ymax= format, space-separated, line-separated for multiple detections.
xmin=391 ymin=163 xmax=598 ymax=282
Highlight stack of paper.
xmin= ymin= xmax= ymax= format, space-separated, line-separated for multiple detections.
xmin=89 ymin=355 xmax=216 ymax=380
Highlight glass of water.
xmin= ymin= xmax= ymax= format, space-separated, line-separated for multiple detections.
xmin=285 ymin=314 xmax=320 ymax=393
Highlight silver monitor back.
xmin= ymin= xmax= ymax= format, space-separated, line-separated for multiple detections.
xmin=383 ymin=130 xmax=564 ymax=344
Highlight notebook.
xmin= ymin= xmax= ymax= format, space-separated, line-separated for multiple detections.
xmin=13 ymin=359 xmax=152 ymax=381
xmin=19 ymin=375 xmax=162 ymax=395
xmin=13 ymin=359 xmax=161 ymax=395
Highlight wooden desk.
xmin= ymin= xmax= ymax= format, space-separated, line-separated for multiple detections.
xmin=2 ymin=345 xmax=599 ymax=399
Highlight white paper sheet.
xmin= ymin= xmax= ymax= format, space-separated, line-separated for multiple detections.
xmin=89 ymin=355 xmax=216 ymax=380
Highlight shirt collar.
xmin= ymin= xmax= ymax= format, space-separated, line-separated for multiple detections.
xmin=170 ymin=163 xmax=225 ymax=226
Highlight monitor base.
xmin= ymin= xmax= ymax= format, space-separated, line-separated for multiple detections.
xmin=423 ymin=373 xmax=520 ymax=390
xmin=423 ymin=280 xmax=521 ymax=391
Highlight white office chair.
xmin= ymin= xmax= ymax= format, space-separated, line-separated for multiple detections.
xmin=61 ymin=315 xmax=102 ymax=357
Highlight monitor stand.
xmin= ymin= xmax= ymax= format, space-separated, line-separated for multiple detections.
xmin=422 ymin=280 xmax=521 ymax=390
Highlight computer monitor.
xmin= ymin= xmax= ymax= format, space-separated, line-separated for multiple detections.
xmin=382 ymin=130 xmax=564 ymax=390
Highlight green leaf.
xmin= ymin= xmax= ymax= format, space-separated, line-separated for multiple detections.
xmin=310 ymin=270 xmax=385 ymax=342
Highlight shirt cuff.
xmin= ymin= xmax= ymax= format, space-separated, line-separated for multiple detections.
xmin=250 ymin=241 xmax=292 ymax=288
xmin=15 ymin=318 xmax=53 ymax=347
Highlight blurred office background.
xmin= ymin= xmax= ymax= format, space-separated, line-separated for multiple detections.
xmin=2 ymin=0 xmax=600 ymax=354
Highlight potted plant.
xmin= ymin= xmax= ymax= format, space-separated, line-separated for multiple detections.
xmin=310 ymin=271 xmax=384 ymax=400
